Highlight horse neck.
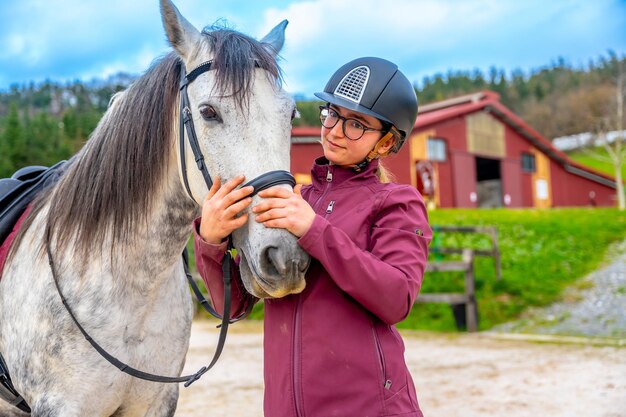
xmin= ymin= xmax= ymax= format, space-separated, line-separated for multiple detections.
xmin=122 ymin=157 xmax=199 ymax=283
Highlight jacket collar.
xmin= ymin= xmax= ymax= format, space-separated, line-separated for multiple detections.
xmin=310 ymin=156 xmax=379 ymax=188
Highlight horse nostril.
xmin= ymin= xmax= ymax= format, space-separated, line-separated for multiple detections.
xmin=263 ymin=247 xmax=308 ymax=281
xmin=264 ymin=247 xmax=286 ymax=277
xmin=297 ymin=257 xmax=309 ymax=273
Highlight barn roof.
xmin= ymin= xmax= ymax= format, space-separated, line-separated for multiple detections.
xmin=291 ymin=126 xmax=320 ymax=143
xmin=415 ymin=91 xmax=617 ymax=188
xmin=291 ymin=92 xmax=617 ymax=188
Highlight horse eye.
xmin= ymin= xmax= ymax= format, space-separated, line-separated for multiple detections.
xmin=199 ymin=105 xmax=220 ymax=122
xmin=291 ymin=108 xmax=300 ymax=121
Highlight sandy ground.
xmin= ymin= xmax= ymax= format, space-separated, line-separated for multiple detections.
xmin=176 ymin=320 xmax=626 ymax=417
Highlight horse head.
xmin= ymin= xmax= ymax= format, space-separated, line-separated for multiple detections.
xmin=161 ymin=0 xmax=310 ymax=298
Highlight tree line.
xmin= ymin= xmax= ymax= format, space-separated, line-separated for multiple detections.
xmin=0 ymin=77 xmax=131 ymax=177
xmin=1 ymin=54 xmax=624 ymax=178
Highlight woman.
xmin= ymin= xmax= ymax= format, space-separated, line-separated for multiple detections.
xmin=194 ymin=57 xmax=431 ymax=417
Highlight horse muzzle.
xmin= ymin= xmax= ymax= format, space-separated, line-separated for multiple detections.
xmin=236 ymin=232 xmax=310 ymax=299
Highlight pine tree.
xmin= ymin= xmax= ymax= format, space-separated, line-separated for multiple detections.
xmin=0 ymin=103 xmax=27 ymax=176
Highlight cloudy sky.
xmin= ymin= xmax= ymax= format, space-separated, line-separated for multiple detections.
xmin=1 ymin=0 xmax=625 ymax=97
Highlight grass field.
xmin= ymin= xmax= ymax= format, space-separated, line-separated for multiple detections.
xmin=191 ymin=208 xmax=626 ymax=332
xmin=400 ymin=208 xmax=626 ymax=331
xmin=567 ymin=146 xmax=625 ymax=179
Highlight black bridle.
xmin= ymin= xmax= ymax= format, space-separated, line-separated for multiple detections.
xmin=43 ymin=60 xmax=296 ymax=390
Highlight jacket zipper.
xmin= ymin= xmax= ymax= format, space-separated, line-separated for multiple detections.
xmin=311 ymin=166 xmax=333 ymax=212
xmin=292 ymin=167 xmax=332 ymax=417
xmin=293 ymin=296 xmax=304 ymax=417
xmin=292 ymin=166 xmax=332 ymax=417
xmin=372 ymin=327 xmax=392 ymax=390
xmin=325 ymin=200 xmax=335 ymax=214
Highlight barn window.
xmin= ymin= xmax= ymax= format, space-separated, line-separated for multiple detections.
xmin=427 ymin=138 xmax=447 ymax=162
xmin=521 ymin=152 xmax=536 ymax=173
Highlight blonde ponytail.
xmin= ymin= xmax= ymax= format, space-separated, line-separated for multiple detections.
xmin=376 ymin=160 xmax=396 ymax=183
xmin=374 ymin=129 xmax=401 ymax=183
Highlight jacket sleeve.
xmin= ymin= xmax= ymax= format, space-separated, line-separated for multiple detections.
xmin=297 ymin=186 xmax=431 ymax=325
xmin=193 ymin=218 xmax=257 ymax=319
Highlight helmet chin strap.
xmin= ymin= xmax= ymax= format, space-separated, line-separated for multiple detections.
xmin=350 ymin=129 xmax=397 ymax=172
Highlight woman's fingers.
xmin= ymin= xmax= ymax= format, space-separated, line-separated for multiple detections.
xmin=257 ymin=187 xmax=292 ymax=199
xmin=209 ymin=176 xmax=254 ymax=206
xmin=229 ymin=212 xmax=249 ymax=229
xmin=259 ymin=218 xmax=291 ymax=229
xmin=204 ymin=176 xmax=222 ymax=203
xmin=200 ymin=175 xmax=255 ymax=243
xmin=224 ymin=185 xmax=254 ymax=206
xmin=225 ymin=197 xmax=253 ymax=218
xmin=255 ymin=208 xmax=289 ymax=223
xmin=253 ymin=186 xmax=315 ymax=237
xmin=252 ymin=198 xmax=288 ymax=214
xmin=213 ymin=175 xmax=245 ymax=199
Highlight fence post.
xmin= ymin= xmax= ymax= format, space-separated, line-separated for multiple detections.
xmin=463 ymin=249 xmax=478 ymax=332
xmin=490 ymin=227 xmax=502 ymax=281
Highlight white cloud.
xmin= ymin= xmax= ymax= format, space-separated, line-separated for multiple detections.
xmin=257 ymin=0 xmax=626 ymax=95
xmin=0 ymin=0 xmax=624 ymax=93
xmin=0 ymin=0 xmax=164 ymax=83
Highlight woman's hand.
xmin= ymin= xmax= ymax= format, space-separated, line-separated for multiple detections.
xmin=199 ymin=175 xmax=254 ymax=244
xmin=252 ymin=185 xmax=315 ymax=238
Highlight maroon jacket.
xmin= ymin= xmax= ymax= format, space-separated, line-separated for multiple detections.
xmin=195 ymin=158 xmax=432 ymax=417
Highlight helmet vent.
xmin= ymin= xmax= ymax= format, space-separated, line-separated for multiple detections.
xmin=334 ymin=66 xmax=370 ymax=103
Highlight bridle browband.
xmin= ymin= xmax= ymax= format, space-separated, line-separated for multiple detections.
xmin=43 ymin=59 xmax=296 ymax=391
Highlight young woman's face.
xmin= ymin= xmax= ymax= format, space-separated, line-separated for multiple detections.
xmin=320 ymin=105 xmax=390 ymax=167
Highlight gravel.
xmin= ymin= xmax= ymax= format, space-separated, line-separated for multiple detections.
xmin=176 ymin=322 xmax=626 ymax=417
xmin=494 ymin=246 xmax=626 ymax=338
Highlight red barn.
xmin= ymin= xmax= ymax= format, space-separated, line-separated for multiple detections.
xmin=290 ymin=91 xmax=619 ymax=208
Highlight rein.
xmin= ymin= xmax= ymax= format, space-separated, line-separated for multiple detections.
xmin=44 ymin=59 xmax=296 ymax=388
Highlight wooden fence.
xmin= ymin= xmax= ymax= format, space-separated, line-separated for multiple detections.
xmin=415 ymin=226 xmax=501 ymax=332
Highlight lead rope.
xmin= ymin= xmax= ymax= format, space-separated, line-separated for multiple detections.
xmin=183 ymin=247 xmax=254 ymax=324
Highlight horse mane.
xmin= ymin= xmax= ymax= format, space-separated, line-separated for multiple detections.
xmin=201 ymin=24 xmax=282 ymax=109
xmin=10 ymin=27 xmax=281 ymax=263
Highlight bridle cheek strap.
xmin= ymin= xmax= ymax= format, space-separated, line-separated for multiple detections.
xmin=179 ymin=62 xmax=214 ymax=205
xmin=178 ymin=60 xmax=271 ymax=204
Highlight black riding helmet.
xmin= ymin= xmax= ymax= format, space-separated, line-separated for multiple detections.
xmin=314 ymin=57 xmax=418 ymax=153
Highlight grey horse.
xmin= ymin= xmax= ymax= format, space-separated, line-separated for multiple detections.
xmin=0 ymin=1 xmax=309 ymax=415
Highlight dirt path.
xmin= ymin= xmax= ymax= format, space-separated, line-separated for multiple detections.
xmin=176 ymin=320 xmax=625 ymax=417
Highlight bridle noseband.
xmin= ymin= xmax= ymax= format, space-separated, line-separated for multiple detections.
xmin=45 ymin=60 xmax=296 ymax=389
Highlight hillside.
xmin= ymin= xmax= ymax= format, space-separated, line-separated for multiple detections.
xmin=567 ymin=146 xmax=626 ymax=179
xmin=1 ymin=54 xmax=624 ymax=178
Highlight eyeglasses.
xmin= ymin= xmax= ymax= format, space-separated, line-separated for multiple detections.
xmin=319 ymin=106 xmax=386 ymax=140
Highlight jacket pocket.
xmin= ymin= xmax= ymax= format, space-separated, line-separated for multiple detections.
xmin=372 ymin=326 xmax=387 ymax=386
xmin=373 ymin=325 xmax=415 ymax=415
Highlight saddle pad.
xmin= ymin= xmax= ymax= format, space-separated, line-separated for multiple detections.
xmin=0 ymin=205 xmax=32 ymax=279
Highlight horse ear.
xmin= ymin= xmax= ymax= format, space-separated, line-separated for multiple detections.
xmin=260 ymin=20 xmax=288 ymax=56
xmin=160 ymin=0 xmax=202 ymax=60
